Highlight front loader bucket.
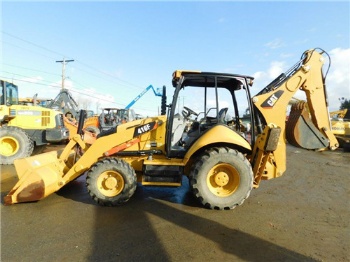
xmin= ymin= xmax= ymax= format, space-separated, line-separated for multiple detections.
xmin=286 ymin=102 xmax=329 ymax=150
xmin=4 ymin=151 xmax=64 ymax=205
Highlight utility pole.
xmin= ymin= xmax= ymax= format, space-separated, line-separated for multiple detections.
xmin=56 ymin=58 xmax=74 ymax=89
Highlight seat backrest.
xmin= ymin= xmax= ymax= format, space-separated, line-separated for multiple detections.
xmin=171 ymin=114 xmax=185 ymax=146
xmin=218 ymin=108 xmax=228 ymax=124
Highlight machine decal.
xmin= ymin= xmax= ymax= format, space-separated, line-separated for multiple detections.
xmin=17 ymin=110 xmax=42 ymax=116
xmin=133 ymin=121 xmax=157 ymax=137
xmin=261 ymin=90 xmax=284 ymax=108
xmin=332 ymin=126 xmax=345 ymax=131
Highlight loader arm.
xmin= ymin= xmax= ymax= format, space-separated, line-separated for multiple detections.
xmin=4 ymin=118 xmax=163 ymax=205
xmin=251 ymin=48 xmax=338 ymax=186
xmin=60 ymin=119 xmax=161 ymax=183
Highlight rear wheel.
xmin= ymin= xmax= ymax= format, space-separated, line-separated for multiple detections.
xmin=190 ymin=147 xmax=253 ymax=210
xmin=86 ymin=158 xmax=137 ymax=206
xmin=0 ymin=126 xmax=34 ymax=165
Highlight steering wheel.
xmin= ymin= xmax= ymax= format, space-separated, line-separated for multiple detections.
xmin=182 ymin=106 xmax=198 ymax=120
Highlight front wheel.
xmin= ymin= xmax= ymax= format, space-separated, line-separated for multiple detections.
xmin=190 ymin=147 xmax=253 ymax=210
xmin=86 ymin=158 xmax=137 ymax=206
xmin=0 ymin=126 xmax=34 ymax=165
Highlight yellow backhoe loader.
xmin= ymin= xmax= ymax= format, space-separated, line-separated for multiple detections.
xmin=4 ymin=48 xmax=338 ymax=209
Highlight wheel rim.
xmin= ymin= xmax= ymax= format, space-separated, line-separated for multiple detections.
xmin=207 ymin=163 xmax=240 ymax=197
xmin=97 ymin=170 xmax=125 ymax=197
xmin=0 ymin=136 xmax=19 ymax=157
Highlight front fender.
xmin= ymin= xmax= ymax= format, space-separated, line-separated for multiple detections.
xmin=184 ymin=125 xmax=251 ymax=163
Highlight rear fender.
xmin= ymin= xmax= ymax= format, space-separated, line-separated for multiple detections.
xmin=184 ymin=125 xmax=251 ymax=163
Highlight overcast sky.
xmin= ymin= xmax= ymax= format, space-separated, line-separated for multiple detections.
xmin=1 ymin=1 xmax=349 ymax=115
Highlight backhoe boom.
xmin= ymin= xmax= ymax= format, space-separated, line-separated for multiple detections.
xmin=251 ymin=48 xmax=338 ymax=184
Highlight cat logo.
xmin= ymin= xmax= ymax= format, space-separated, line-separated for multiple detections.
xmin=261 ymin=90 xmax=284 ymax=108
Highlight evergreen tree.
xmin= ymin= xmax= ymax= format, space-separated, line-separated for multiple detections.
xmin=339 ymin=98 xmax=350 ymax=110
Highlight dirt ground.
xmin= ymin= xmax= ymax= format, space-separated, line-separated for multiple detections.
xmin=0 ymin=144 xmax=349 ymax=262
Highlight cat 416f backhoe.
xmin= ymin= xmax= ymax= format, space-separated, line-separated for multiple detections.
xmin=4 ymin=48 xmax=338 ymax=209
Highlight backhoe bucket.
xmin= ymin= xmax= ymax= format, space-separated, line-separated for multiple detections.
xmin=286 ymin=102 xmax=329 ymax=150
xmin=4 ymin=151 xmax=64 ymax=205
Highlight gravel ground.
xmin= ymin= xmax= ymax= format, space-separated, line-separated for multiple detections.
xmin=1 ymin=144 xmax=349 ymax=261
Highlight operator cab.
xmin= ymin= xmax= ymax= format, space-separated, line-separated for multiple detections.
xmin=166 ymin=70 xmax=255 ymax=158
xmin=0 ymin=80 xmax=19 ymax=106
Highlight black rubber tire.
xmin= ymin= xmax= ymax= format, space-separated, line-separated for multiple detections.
xmin=0 ymin=126 xmax=34 ymax=165
xmin=86 ymin=157 xmax=137 ymax=206
xmin=189 ymin=147 xmax=253 ymax=210
xmin=343 ymin=142 xmax=350 ymax=152
xmin=84 ymin=125 xmax=100 ymax=136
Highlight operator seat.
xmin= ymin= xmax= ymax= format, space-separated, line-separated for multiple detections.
xmin=205 ymin=108 xmax=229 ymax=125
xmin=218 ymin=108 xmax=228 ymax=124
xmin=171 ymin=113 xmax=186 ymax=146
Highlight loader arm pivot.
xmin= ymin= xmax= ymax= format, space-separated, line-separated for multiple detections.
xmin=251 ymin=48 xmax=338 ymax=185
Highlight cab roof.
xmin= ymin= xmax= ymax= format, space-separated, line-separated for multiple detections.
xmin=172 ymin=70 xmax=254 ymax=89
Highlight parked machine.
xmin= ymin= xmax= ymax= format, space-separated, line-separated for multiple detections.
xmin=83 ymin=85 xmax=166 ymax=134
xmin=47 ymin=89 xmax=94 ymax=118
xmin=0 ymin=80 xmax=69 ymax=165
xmin=330 ymin=109 xmax=350 ymax=151
xmin=47 ymin=88 xmax=153 ymax=137
xmin=19 ymin=93 xmax=53 ymax=107
xmin=45 ymin=88 xmax=101 ymax=141
xmin=98 ymin=108 xmax=136 ymax=131
xmin=5 ymin=48 xmax=338 ymax=210
xmin=83 ymin=107 xmax=137 ymax=135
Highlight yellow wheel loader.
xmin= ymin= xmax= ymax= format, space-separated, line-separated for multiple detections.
xmin=4 ymin=48 xmax=338 ymax=209
xmin=0 ymin=80 xmax=70 ymax=165
xmin=330 ymin=109 xmax=350 ymax=151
